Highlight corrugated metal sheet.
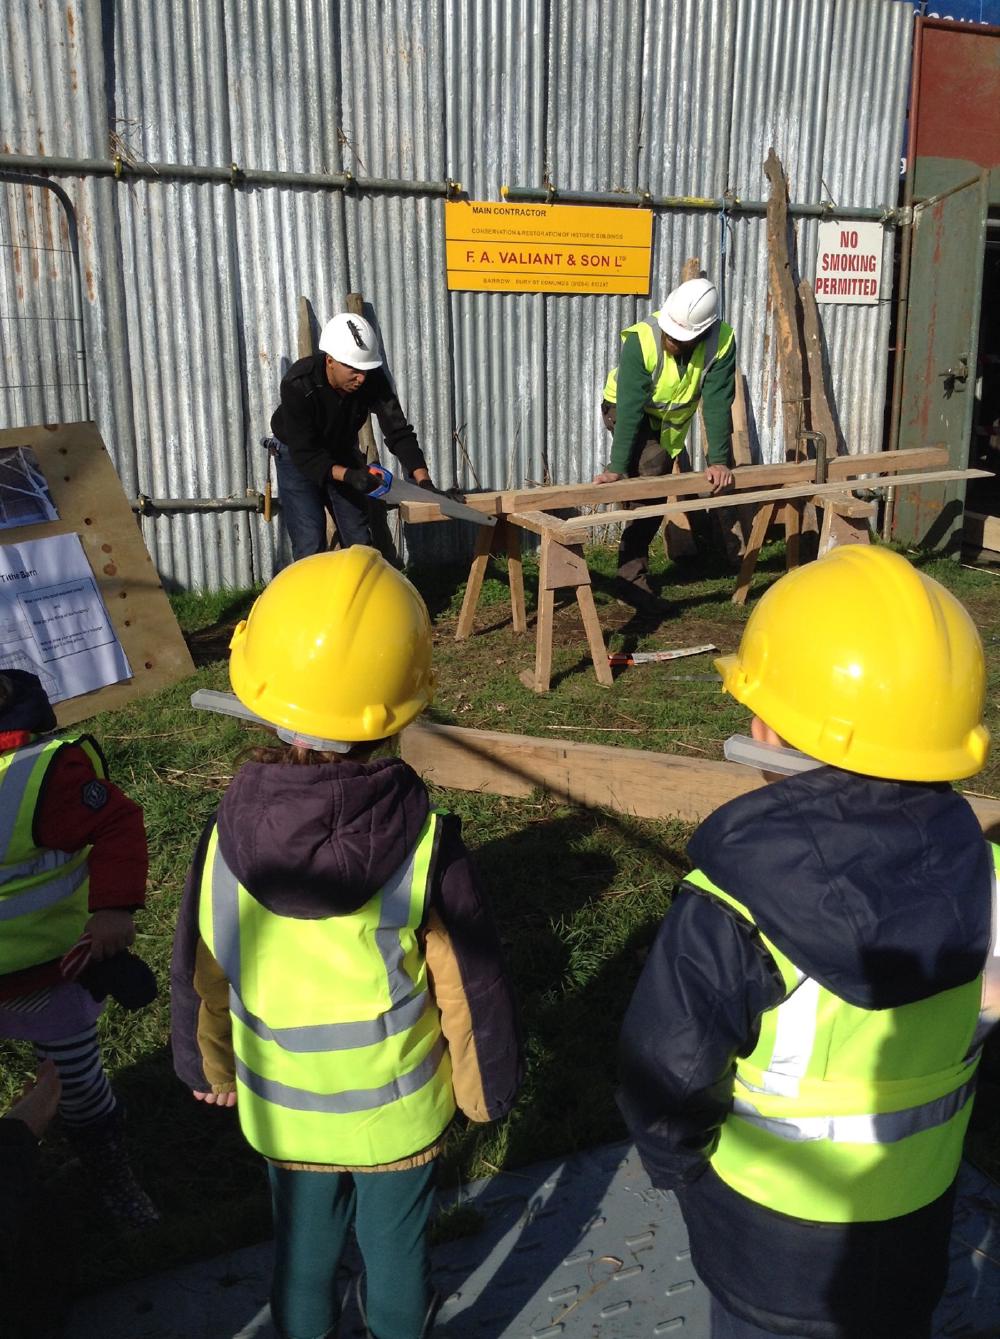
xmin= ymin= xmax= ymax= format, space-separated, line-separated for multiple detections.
xmin=0 ymin=0 xmax=913 ymax=589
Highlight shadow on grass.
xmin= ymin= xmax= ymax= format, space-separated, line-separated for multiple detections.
xmin=180 ymin=592 xmax=259 ymax=667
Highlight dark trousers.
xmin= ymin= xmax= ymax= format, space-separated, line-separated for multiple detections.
xmin=711 ymin=1295 xmax=809 ymax=1338
xmin=269 ymin=437 xmax=373 ymax=560
xmin=268 ymin=1160 xmax=437 ymax=1339
xmin=600 ymin=401 xmax=685 ymax=580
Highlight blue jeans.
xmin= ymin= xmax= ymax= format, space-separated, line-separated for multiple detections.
xmin=268 ymin=1160 xmax=437 ymax=1339
xmin=268 ymin=437 xmax=373 ymax=560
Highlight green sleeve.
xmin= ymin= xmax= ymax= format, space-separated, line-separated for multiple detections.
xmin=608 ymin=332 xmax=654 ymax=474
xmin=700 ymin=337 xmax=736 ymax=465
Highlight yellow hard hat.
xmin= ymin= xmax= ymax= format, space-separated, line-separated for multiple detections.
xmin=715 ymin=546 xmax=989 ymax=781
xmin=229 ymin=547 xmax=436 ymax=747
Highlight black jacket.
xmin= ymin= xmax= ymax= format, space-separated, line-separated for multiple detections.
xmin=270 ymin=353 xmax=427 ymax=486
xmin=617 ymin=767 xmax=993 ymax=1338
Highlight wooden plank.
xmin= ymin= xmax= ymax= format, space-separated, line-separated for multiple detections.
xmin=576 ymin=585 xmax=613 ymax=687
xmin=504 ymin=519 xmax=526 ymax=634
xmin=557 ymin=468 xmax=989 ymax=534
xmin=398 ymin=448 xmax=954 ymax=528
xmin=297 ymin=296 xmax=315 ymax=358
xmin=732 ymin=501 xmax=777 ymax=606
xmin=764 ymin=148 xmax=806 ymax=466
xmin=400 ymin=721 xmax=762 ymax=819
xmin=398 ymin=492 xmax=501 ymax=523
xmin=731 ymin=368 xmax=752 ymax=467
xmin=454 ymin=523 xmax=496 ymax=641
xmin=784 ymin=500 xmax=802 ymax=569
xmin=826 ymin=446 xmax=947 ymax=479
xmin=965 ymin=511 xmax=1000 ymax=553
xmin=664 ymin=453 xmax=697 ymax=559
xmin=541 ymin=539 xmax=591 ymax=590
xmin=491 ymin=448 xmax=949 ymax=517
xmin=506 ymin=509 xmax=570 ymax=538
xmin=400 ymin=721 xmax=1000 ymax=835
xmin=798 ymin=278 xmax=842 ymax=459
xmin=0 ymin=422 xmax=195 ymax=726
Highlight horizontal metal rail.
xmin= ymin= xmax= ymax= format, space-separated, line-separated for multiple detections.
xmin=0 ymin=151 xmax=461 ymax=197
xmin=132 ymin=494 xmax=271 ymax=515
xmin=501 ymin=183 xmax=901 ymax=225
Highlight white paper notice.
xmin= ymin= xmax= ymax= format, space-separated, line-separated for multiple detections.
xmin=0 ymin=534 xmax=132 ymax=703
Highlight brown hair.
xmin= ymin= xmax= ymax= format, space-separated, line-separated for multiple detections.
xmin=243 ymin=738 xmax=391 ymax=767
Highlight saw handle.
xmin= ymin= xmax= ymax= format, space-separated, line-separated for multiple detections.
xmin=365 ymin=464 xmax=393 ymax=498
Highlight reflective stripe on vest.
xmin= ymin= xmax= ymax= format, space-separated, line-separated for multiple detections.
xmin=198 ymin=812 xmax=456 ymax=1165
xmin=0 ymin=734 xmax=103 ymax=973
xmin=602 ymin=317 xmax=734 ymax=456
xmin=207 ymin=832 xmax=434 ymax=1053
xmin=684 ymin=864 xmax=986 ymax=1223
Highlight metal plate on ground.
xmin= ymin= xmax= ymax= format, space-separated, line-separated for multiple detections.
xmin=65 ymin=1147 xmax=1000 ymax=1339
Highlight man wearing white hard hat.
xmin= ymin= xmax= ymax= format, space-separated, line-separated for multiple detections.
xmin=267 ymin=313 xmax=436 ymax=560
xmin=596 ymin=278 xmax=736 ymax=616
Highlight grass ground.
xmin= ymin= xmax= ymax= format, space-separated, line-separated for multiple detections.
xmin=3 ymin=536 xmax=999 ymax=1292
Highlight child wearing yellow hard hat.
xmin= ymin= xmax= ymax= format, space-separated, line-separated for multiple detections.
xmin=617 ymin=546 xmax=997 ymax=1339
xmin=170 ymin=547 xmax=522 ymax=1339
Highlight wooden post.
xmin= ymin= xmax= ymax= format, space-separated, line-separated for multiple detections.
xmin=662 ymin=256 xmax=704 ymax=561
xmin=764 ymin=149 xmax=816 ymax=560
xmin=522 ymin=533 xmax=612 ymax=693
xmin=454 ymin=517 xmax=526 ymax=641
xmin=297 ymin=296 xmax=316 ymax=358
xmin=732 ymin=500 xmax=778 ymax=605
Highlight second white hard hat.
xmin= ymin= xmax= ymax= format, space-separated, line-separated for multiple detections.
xmin=318 ymin=313 xmax=383 ymax=370
xmin=657 ymin=278 xmax=719 ymax=343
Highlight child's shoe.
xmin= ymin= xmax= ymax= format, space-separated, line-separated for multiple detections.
xmin=67 ymin=1108 xmax=159 ymax=1229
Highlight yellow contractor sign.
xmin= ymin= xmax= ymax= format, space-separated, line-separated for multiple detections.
xmin=445 ymin=201 xmax=652 ymax=295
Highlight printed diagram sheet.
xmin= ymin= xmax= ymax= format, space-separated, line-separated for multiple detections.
xmin=0 ymin=534 xmax=132 ymax=702
xmin=0 ymin=445 xmax=59 ymax=529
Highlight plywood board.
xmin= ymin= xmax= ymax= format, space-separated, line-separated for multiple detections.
xmin=401 ymin=722 xmax=1000 ymax=837
xmin=0 ymin=422 xmax=194 ymax=727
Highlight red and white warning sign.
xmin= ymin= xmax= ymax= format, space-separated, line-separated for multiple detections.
xmin=814 ymin=220 xmax=884 ymax=305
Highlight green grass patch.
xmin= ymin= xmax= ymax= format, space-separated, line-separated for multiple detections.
xmin=3 ymin=538 xmax=999 ymax=1290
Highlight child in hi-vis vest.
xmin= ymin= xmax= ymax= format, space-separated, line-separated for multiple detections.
xmin=171 ymin=548 xmax=522 ymax=1339
xmin=617 ymin=547 xmax=999 ymax=1339
xmin=0 ymin=668 xmax=158 ymax=1230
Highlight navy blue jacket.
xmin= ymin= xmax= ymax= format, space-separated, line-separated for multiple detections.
xmin=618 ymin=767 xmax=993 ymax=1338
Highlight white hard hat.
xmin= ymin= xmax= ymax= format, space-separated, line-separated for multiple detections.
xmin=318 ymin=313 xmax=383 ymax=370
xmin=657 ymin=278 xmax=719 ymax=343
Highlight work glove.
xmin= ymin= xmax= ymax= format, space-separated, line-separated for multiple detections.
xmin=342 ymin=466 xmax=382 ymax=494
xmin=417 ymin=479 xmax=467 ymax=503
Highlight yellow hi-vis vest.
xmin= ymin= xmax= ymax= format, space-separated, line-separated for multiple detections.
xmin=197 ymin=811 xmax=456 ymax=1166
xmin=602 ymin=316 xmax=735 ymax=457
xmin=0 ymin=733 xmax=104 ymax=974
xmin=685 ymin=858 xmax=992 ymax=1224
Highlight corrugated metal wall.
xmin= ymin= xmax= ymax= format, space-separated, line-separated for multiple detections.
xmin=0 ymin=0 xmax=912 ymax=590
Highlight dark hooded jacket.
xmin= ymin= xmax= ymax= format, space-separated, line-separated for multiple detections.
xmin=171 ymin=755 xmax=522 ymax=1167
xmin=617 ymin=767 xmax=994 ymax=1339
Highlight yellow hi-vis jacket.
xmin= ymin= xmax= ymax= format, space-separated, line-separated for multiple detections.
xmin=602 ymin=315 xmax=736 ymax=458
xmin=197 ymin=811 xmax=456 ymax=1166
xmin=685 ymin=860 xmax=990 ymax=1224
xmin=0 ymin=733 xmax=104 ymax=974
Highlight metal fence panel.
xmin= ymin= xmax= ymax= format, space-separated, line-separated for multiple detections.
xmin=0 ymin=0 xmax=915 ymax=588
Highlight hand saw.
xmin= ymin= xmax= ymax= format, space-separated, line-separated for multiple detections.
xmin=367 ymin=465 xmax=497 ymax=528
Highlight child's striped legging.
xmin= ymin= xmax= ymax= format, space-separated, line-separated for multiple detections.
xmin=33 ymin=1024 xmax=116 ymax=1128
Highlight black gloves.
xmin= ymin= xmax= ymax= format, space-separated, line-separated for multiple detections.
xmin=343 ymin=467 xmax=381 ymax=494
xmin=417 ymin=479 xmax=466 ymax=503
